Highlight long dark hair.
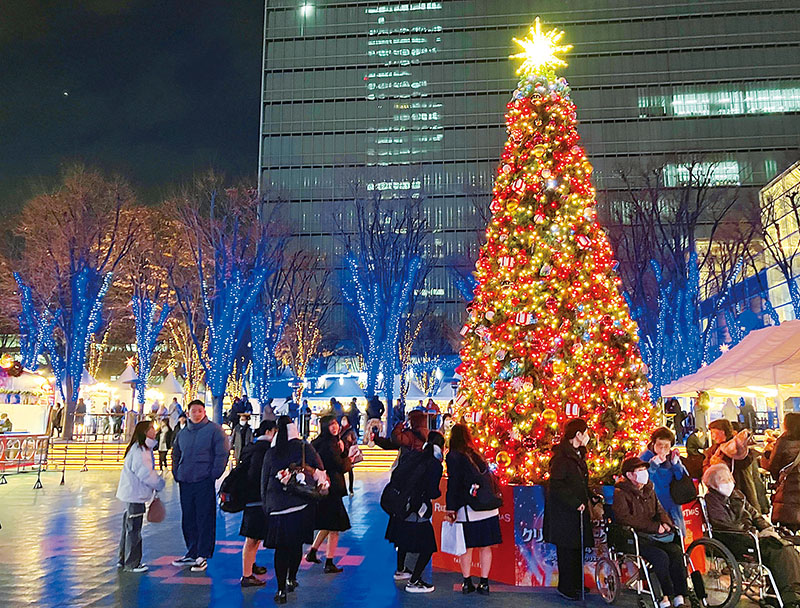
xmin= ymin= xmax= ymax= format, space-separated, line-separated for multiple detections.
xmin=449 ymin=423 xmax=485 ymax=470
xmin=125 ymin=420 xmax=153 ymax=457
xmin=274 ymin=415 xmax=293 ymax=456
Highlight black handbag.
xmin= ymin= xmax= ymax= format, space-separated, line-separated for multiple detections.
xmin=669 ymin=472 xmax=698 ymax=505
xmin=284 ymin=441 xmax=328 ymax=502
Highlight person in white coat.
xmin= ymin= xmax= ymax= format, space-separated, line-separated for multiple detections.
xmin=116 ymin=420 xmax=165 ymax=572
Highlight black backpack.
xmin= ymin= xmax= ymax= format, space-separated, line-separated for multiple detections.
xmin=218 ymin=461 xmax=250 ymax=513
xmin=466 ymin=454 xmax=504 ymax=512
xmin=380 ymin=451 xmax=428 ymax=519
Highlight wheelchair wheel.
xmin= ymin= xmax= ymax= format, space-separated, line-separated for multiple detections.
xmin=685 ymin=537 xmax=742 ymax=608
xmin=595 ymin=556 xmax=621 ymax=604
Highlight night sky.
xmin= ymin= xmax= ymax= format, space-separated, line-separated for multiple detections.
xmin=0 ymin=0 xmax=263 ymax=213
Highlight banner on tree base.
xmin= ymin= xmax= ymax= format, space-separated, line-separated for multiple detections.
xmin=431 ymin=478 xmax=704 ymax=587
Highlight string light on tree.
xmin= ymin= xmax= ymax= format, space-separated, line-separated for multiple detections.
xmin=455 ymin=19 xmax=657 ymax=484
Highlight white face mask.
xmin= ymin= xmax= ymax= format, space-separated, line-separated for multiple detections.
xmin=717 ymin=482 xmax=735 ymax=497
xmin=633 ymin=470 xmax=650 ymax=485
xmin=145 ymin=437 xmax=157 ymax=449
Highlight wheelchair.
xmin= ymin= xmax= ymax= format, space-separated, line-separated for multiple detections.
xmin=594 ymin=505 xmax=730 ymax=608
xmin=686 ymin=490 xmax=791 ymax=608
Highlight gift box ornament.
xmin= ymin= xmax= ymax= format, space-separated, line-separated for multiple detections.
xmin=514 ymin=312 xmax=535 ymax=325
xmin=499 ymin=256 xmax=515 ymax=268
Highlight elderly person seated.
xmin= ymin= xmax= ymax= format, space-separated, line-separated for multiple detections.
xmin=613 ymin=457 xmax=689 ymax=608
xmin=702 ymin=463 xmax=800 ymax=608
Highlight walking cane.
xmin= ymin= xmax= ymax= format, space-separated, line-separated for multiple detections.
xmin=579 ymin=507 xmax=587 ymax=608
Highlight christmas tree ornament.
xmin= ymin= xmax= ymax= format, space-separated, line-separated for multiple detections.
xmin=496 ymin=451 xmax=512 ymax=467
xmin=541 ymin=408 xmax=558 ymax=424
xmin=454 ymin=18 xmax=656 ymax=484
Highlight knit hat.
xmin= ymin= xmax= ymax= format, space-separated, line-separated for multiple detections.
xmin=621 ymin=456 xmax=648 ymax=475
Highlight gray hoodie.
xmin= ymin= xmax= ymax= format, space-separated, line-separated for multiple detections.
xmin=171 ymin=417 xmax=228 ymax=483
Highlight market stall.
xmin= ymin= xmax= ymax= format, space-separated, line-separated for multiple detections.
xmin=662 ymin=321 xmax=800 ymax=427
xmin=0 ymin=368 xmax=54 ymax=434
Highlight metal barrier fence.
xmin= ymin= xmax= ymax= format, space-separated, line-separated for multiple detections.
xmin=0 ymin=433 xmax=49 ymax=487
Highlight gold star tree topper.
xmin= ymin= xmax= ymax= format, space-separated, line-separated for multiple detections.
xmin=510 ymin=17 xmax=572 ymax=77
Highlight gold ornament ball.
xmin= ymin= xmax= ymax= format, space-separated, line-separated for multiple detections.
xmin=533 ymin=144 xmax=546 ymax=157
xmin=541 ymin=408 xmax=557 ymax=424
xmin=552 ymin=359 xmax=566 ymax=374
xmin=496 ymin=451 xmax=512 ymax=467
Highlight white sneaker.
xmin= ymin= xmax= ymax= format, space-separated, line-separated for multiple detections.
xmin=171 ymin=556 xmax=196 ymax=567
xmin=124 ymin=564 xmax=149 ymax=573
xmin=405 ymin=580 xmax=434 ymax=593
xmin=190 ymin=557 xmax=208 ymax=572
xmin=393 ymin=569 xmax=412 ymax=581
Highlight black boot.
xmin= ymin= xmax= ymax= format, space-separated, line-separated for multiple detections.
xmin=305 ymin=548 xmax=321 ymax=564
xmin=324 ymin=558 xmax=342 ymax=573
xmin=462 ymin=577 xmax=476 ymax=594
xmin=476 ymin=577 xmax=490 ymax=595
xmin=273 ymin=590 xmax=287 ymax=604
xmin=286 ymin=579 xmax=298 ymax=592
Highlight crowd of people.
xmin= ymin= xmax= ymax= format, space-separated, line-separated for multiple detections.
xmin=112 ymin=392 xmax=800 ymax=607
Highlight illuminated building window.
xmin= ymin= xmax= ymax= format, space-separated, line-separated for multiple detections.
xmin=640 ymin=83 xmax=800 ymax=118
xmin=765 ymin=160 xmax=779 ymax=180
xmin=365 ymin=3 xmax=442 ymax=14
xmin=663 ymin=161 xmax=741 ymax=187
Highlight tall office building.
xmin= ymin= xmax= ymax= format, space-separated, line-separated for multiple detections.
xmin=259 ymin=1 xmax=800 ymax=325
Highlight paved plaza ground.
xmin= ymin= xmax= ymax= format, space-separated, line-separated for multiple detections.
xmin=0 ymin=468 xmax=728 ymax=608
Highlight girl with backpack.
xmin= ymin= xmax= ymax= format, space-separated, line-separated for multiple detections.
xmin=444 ymin=423 xmax=502 ymax=595
xmin=385 ymin=431 xmax=446 ymax=593
xmin=261 ymin=416 xmax=327 ymax=604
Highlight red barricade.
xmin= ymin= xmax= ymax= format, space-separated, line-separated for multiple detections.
xmin=0 ymin=433 xmax=49 ymax=472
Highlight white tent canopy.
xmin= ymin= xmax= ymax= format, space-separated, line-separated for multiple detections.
xmin=117 ymin=364 xmax=137 ymax=384
xmin=81 ymin=368 xmax=97 ymax=386
xmin=158 ymin=372 xmax=185 ymax=397
xmin=661 ymin=321 xmax=800 ymax=418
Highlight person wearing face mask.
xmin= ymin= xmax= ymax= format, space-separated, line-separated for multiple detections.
xmin=391 ymin=431 xmax=446 ymax=593
xmin=703 ymin=418 xmax=767 ymax=513
xmin=703 ymin=463 xmax=800 ymax=608
xmin=306 ymin=415 xmax=351 ymax=572
xmin=239 ymin=420 xmax=278 ymax=588
xmin=115 ymin=420 xmax=166 ymax=573
xmin=641 ymin=427 xmax=689 ymax=535
xmin=614 ymin=457 xmax=688 ymax=608
xmin=543 ymin=418 xmax=595 ymax=602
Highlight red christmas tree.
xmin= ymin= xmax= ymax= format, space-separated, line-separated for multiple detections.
xmin=456 ymin=19 xmax=657 ymax=484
